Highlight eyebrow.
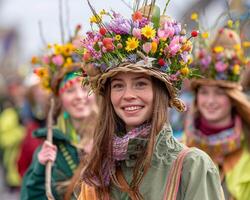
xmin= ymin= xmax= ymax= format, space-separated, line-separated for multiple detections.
xmin=111 ymin=76 xmax=150 ymax=82
xmin=132 ymin=76 xmax=151 ymax=81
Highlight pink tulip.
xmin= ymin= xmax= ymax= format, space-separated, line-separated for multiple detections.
xmin=142 ymin=42 xmax=152 ymax=54
xmin=52 ymin=55 xmax=64 ymax=66
xmin=215 ymin=61 xmax=228 ymax=72
xmin=132 ymin=28 xmax=141 ymax=39
xmin=42 ymin=55 xmax=50 ymax=64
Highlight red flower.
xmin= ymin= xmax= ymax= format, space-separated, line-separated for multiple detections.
xmin=76 ymin=24 xmax=82 ymax=31
xmin=191 ymin=30 xmax=199 ymax=37
xmin=132 ymin=11 xmax=143 ymax=21
xmin=102 ymin=38 xmax=114 ymax=51
xmin=99 ymin=27 xmax=107 ymax=36
xmin=219 ymin=28 xmax=224 ymax=34
xmin=83 ymin=52 xmax=91 ymax=62
xmin=158 ymin=58 xmax=165 ymax=66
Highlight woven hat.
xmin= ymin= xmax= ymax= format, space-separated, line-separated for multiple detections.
xmin=80 ymin=1 xmax=199 ymax=112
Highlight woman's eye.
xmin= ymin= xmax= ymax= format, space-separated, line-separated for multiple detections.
xmin=111 ymin=83 xmax=124 ymax=89
xmin=65 ymin=87 xmax=75 ymax=93
xmin=215 ymin=90 xmax=225 ymax=96
xmin=135 ymin=81 xmax=147 ymax=88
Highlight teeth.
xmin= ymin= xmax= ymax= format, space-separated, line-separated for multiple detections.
xmin=124 ymin=106 xmax=142 ymax=111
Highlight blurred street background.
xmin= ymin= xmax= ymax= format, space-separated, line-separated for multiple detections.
xmin=0 ymin=0 xmax=249 ymax=199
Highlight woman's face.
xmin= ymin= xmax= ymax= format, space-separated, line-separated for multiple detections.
xmin=110 ymin=72 xmax=153 ymax=130
xmin=197 ymin=85 xmax=232 ymax=124
xmin=60 ymin=79 xmax=96 ymax=120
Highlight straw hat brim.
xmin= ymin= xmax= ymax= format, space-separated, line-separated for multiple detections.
xmin=190 ymin=79 xmax=242 ymax=91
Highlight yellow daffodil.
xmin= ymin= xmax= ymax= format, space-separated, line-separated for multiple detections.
xmin=37 ymin=68 xmax=48 ymax=78
xmin=63 ymin=43 xmax=75 ymax=56
xmin=227 ymin=20 xmax=233 ymax=28
xmin=180 ymin=67 xmax=190 ymax=76
xmin=89 ymin=15 xmax=102 ymax=24
xmin=190 ymin=12 xmax=198 ymax=21
xmin=54 ymin=44 xmax=63 ymax=55
xmin=234 ymin=44 xmax=241 ymax=50
xmin=141 ymin=25 xmax=156 ymax=39
xmin=100 ymin=9 xmax=107 ymax=15
xmin=151 ymin=41 xmax=158 ymax=53
xmin=202 ymin=32 xmax=209 ymax=39
xmin=64 ymin=57 xmax=73 ymax=67
xmin=47 ymin=44 xmax=52 ymax=49
xmin=213 ymin=46 xmax=224 ymax=53
xmin=187 ymin=56 xmax=193 ymax=65
xmin=243 ymin=41 xmax=250 ymax=48
xmin=31 ymin=56 xmax=39 ymax=64
xmin=115 ymin=35 xmax=121 ymax=41
xmin=233 ymin=64 xmax=240 ymax=75
xmin=125 ymin=37 xmax=139 ymax=51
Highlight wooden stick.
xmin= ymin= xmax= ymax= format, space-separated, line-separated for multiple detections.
xmin=45 ymin=97 xmax=55 ymax=200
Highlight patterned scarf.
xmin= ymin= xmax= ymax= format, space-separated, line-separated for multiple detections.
xmin=185 ymin=113 xmax=242 ymax=163
xmin=84 ymin=123 xmax=151 ymax=186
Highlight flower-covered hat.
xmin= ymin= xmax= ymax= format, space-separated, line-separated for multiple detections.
xmin=190 ymin=16 xmax=250 ymax=124
xmin=31 ymin=25 xmax=84 ymax=96
xmin=79 ymin=1 xmax=199 ymax=112
xmin=190 ymin=17 xmax=249 ymax=90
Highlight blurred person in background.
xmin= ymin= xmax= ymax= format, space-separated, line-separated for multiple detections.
xmin=169 ymin=79 xmax=193 ymax=140
xmin=0 ymin=75 xmax=25 ymax=189
xmin=17 ymin=73 xmax=49 ymax=177
xmin=20 ymin=28 xmax=98 ymax=200
xmin=184 ymin=24 xmax=250 ymax=200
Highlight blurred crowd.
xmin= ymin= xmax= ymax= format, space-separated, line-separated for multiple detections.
xmin=0 ymin=0 xmax=250 ymax=200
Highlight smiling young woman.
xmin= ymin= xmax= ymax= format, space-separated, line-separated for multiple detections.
xmin=20 ymin=33 xmax=98 ymax=200
xmin=184 ymin=26 xmax=250 ymax=200
xmin=76 ymin=2 xmax=224 ymax=200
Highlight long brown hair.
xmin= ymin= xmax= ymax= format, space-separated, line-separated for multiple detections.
xmin=82 ymin=75 xmax=169 ymax=199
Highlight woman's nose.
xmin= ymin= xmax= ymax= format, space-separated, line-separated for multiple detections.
xmin=122 ymin=86 xmax=136 ymax=100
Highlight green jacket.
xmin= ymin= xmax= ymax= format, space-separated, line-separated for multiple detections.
xmin=110 ymin=125 xmax=223 ymax=200
xmin=20 ymin=128 xmax=79 ymax=200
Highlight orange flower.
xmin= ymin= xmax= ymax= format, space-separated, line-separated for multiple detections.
xmin=132 ymin=11 xmax=143 ymax=21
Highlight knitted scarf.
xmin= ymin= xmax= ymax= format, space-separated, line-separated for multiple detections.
xmin=185 ymin=113 xmax=242 ymax=163
xmin=84 ymin=123 xmax=151 ymax=186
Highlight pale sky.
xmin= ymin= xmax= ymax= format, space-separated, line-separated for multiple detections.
xmin=1 ymin=0 xmax=223 ymax=65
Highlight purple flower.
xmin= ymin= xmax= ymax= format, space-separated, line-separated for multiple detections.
xmin=160 ymin=63 xmax=169 ymax=72
xmin=71 ymin=54 xmax=81 ymax=62
xmin=107 ymin=16 xmax=131 ymax=34
xmin=173 ymin=24 xmax=181 ymax=35
xmin=138 ymin=17 xmax=150 ymax=28
xmin=215 ymin=61 xmax=228 ymax=72
xmin=216 ymin=73 xmax=228 ymax=80
xmin=181 ymin=51 xmax=189 ymax=63
xmin=201 ymin=55 xmax=211 ymax=68
xmin=127 ymin=54 xmax=137 ymax=63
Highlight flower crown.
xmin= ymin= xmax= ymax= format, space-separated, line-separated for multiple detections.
xmin=79 ymin=2 xmax=199 ymax=91
xmin=191 ymin=14 xmax=249 ymax=83
xmin=31 ymin=25 xmax=83 ymax=94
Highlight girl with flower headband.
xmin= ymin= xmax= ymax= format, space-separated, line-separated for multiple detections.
xmin=77 ymin=1 xmax=224 ymax=199
xmin=184 ymin=21 xmax=250 ymax=200
xmin=20 ymin=28 xmax=98 ymax=200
